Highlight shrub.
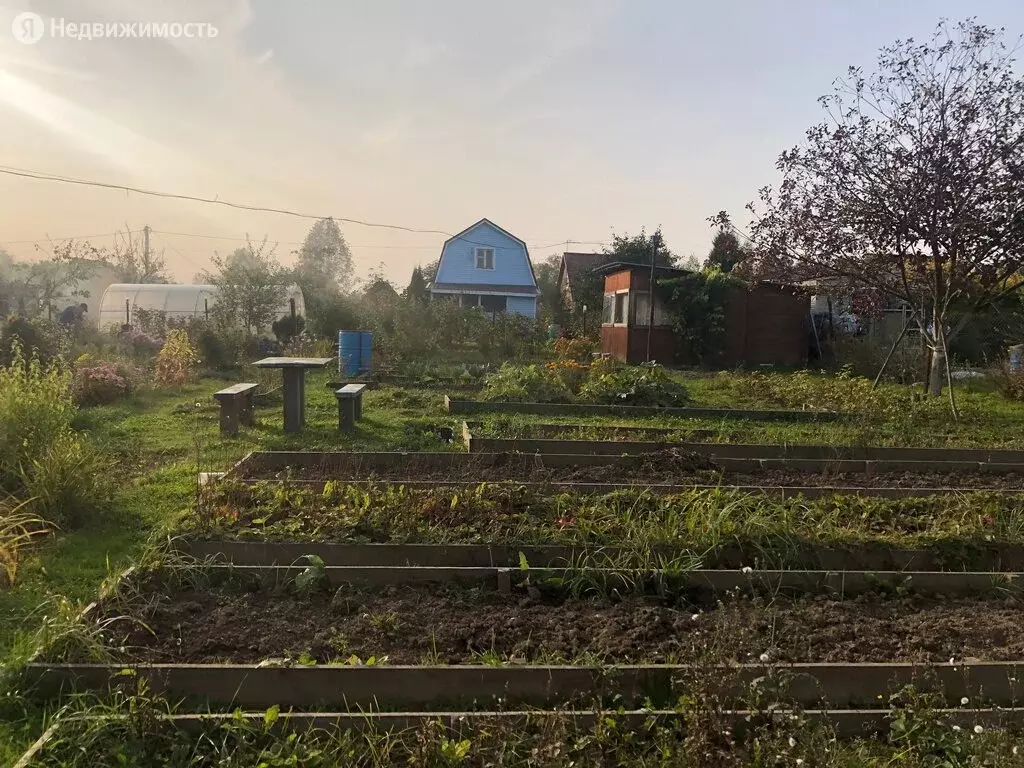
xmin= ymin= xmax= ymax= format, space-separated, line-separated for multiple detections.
xmin=992 ymin=363 xmax=1024 ymax=401
xmin=553 ymin=336 xmax=596 ymax=362
xmin=0 ymin=343 xmax=75 ymax=491
xmin=155 ymin=330 xmax=200 ymax=386
xmin=118 ymin=329 xmax=164 ymax=362
xmin=272 ymin=314 xmax=306 ymax=344
xmin=0 ymin=316 xmax=69 ymax=367
xmin=545 ymin=359 xmax=588 ymax=394
xmin=579 ymin=360 xmax=691 ymax=406
xmin=480 ymin=363 xmax=572 ymax=403
xmin=72 ymin=363 xmax=129 ymax=406
xmin=20 ymin=431 xmax=112 ymax=528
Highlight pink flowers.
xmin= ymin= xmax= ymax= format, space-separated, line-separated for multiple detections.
xmin=73 ymin=364 xmax=129 ymax=406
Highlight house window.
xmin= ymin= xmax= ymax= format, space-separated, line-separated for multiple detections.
xmin=475 ymin=247 xmax=495 ymax=270
xmin=461 ymin=294 xmax=481 ymax=307
xmin=613 ymin=292 xmax=628 ymax=325
xmin=602 ymin=293 xmax=614 ymax=325
xmin=480 ymin=294 xmax=507 ymax=313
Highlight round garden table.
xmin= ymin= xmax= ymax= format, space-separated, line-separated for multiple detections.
xmin=252 ymin=357 xmax=332 ymax=433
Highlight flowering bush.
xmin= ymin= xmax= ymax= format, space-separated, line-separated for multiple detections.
xmin=155 ymin=330 xmax=200 ymax=386
xmin=72 ymin=363 xmax=129 ymax=406
xmin=119 ymin=329 xmax=164 ymax=361
xmin=553 ymin=336 xmax=596 ymax=362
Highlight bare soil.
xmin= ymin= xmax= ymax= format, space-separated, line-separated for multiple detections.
xmin=105 ymin=584 xmax=1024 ymax=665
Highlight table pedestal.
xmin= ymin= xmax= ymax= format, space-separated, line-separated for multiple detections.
xmin=282 ymin=368 xmax=306 ymax=433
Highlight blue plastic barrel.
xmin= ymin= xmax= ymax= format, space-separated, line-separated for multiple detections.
xmin=338 ymin=330 xmax=362 ymax=376
xmin=360 ymin=330 xmax=373 ymax=374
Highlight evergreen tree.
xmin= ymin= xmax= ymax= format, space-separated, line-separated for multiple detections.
xmin=295 ymin=218 xmax=353 ymax=292
xmin=405 ymin=266 xmax=428 ymax=302
xmin=705 ymin=229 xmax=746 ymax=273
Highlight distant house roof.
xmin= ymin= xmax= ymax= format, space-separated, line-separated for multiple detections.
xmin=437 ymin=218 xmax=539 ymax=289
xmin=561 ymin=252 xmax=609 ymax=285
xmin=430 ymin=282 xmax=538 ymax=295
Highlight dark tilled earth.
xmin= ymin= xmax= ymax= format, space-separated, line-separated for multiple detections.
xmin=104 ymin=585 xmax=1024 ymax=665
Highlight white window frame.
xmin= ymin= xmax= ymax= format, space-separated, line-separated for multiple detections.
xmin=612 ymin=289 xmax=629 ymax=327
xmin=475 ymin=247 xmax=495 ymax=270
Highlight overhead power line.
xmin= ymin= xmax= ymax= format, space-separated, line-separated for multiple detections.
xmin=0 ymin=165 xmax=456 ymax=236
xmin=0 ymin=229 xmax=142 ymax=245
xmin=0 ymin=165 xmax=610 ymax=253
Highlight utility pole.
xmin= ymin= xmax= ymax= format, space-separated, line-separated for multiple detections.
xmin=645 ymin=230 xmax=661 ymax=362
xmin=143 ymin=225 xmax=151 ymax=271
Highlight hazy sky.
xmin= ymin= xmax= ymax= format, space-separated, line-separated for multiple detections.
xmin=1 ymin=0 xmax=1022 ymax=285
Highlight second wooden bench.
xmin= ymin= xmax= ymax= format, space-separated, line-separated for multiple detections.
xmin=334 ymin=383 xmax=367 ymax=432
xmin=213 ymin=382 xmax=259 ymax=436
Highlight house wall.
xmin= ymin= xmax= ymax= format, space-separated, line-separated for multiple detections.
xmin=505 ymin=295 xmax=538 ymax=318
xmin=435 ymin=221 xmax=536 ymax=287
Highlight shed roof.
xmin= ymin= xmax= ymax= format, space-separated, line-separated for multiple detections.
xmin=594 ymin=261 xmax=693 ymax=277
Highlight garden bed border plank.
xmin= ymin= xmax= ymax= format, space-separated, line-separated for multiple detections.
xmin=226 ymin=450 xmax=1024 ymax=483
xmin=24 ymin=662 xmax=1024 ymax=710
xmin=444 ymin=395 xmax=848 ymax=422
xmin=22 ymin=708 xmax=1024 ymax=749
xmin=180 ymin=540 xmax=1024 ymax=572
xmin=174 ymin=564 xmax=1022 ymax=596
xmin=462 ymin=422 xmax=1024 ymax=463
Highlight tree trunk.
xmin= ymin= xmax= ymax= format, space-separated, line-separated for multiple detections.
xmin=928 ymin=327 xmax=946 ymax=396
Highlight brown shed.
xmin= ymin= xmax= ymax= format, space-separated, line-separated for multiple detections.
xmin=597 ymin=262 xmax=809 ymax=367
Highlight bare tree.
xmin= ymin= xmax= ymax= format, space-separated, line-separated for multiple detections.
xmin=107 ymin=227 xmax=168 ymax=283
xmin=730 ymin=19 xmax=1024 ymax=404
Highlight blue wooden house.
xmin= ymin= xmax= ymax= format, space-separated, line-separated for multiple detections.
xmin=429 ymin=218 xmax=539 ymax=318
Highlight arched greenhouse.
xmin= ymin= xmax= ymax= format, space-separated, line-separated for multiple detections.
xmin=98 ymin=283 xmax=305 ymax=331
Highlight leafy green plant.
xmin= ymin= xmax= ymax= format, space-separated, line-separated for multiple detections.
xmin=20 ymin=431 xmax=113 ymax=529
xmin=0 ymin=495 xmax=49 ymax=588
xmin=154 ymin=329 xmax=200 ymax=386
xmin=294 ymin=554 xmax=327 ymax=596
xmin=657 ymin=268 xmax=743 ymax=364
xmin=0 ymin=342 xmax=76 ymax=491
xmin=579 ymin=360 xmax=690 ymax=406
xmin=480 ymin=363 xmax=572 ymax=403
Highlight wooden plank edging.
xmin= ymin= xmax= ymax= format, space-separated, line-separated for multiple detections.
xmin=22 ymin=662 xmax=1024 ymax=710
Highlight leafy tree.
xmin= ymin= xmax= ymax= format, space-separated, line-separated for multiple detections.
xmin=2 ymin=240 xmax=105 ymax=319
xmin=420 ymin=259 xmax=440 ymax=285
xmin=734 ymin=19 xmax=1024 ymax=401
xmin=106 ymin=227 xmax=169 ymax=283
xmin=568 ymin=228 xmax=675 ymax=336
xmin=204 ymin=238 xmax=288 ymax=334
xmin=405 ymin=266 xmax=428 ymax=303
xmin=534 ymin=253 xmax=568 ymax=326
xmin=705 ymin=228 xmax=747 ymax=273
xmin=295 ymin=218 xmax=353 ymax=292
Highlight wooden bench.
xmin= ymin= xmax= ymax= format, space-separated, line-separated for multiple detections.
xmin=213 ymin=383 xmax=259 ymax=436
xmin=334 ymin=383 xmax=367 ymax=432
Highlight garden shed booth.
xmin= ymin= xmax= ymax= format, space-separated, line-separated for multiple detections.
xmin=597 ymin=262 xmax=809 ymax=367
